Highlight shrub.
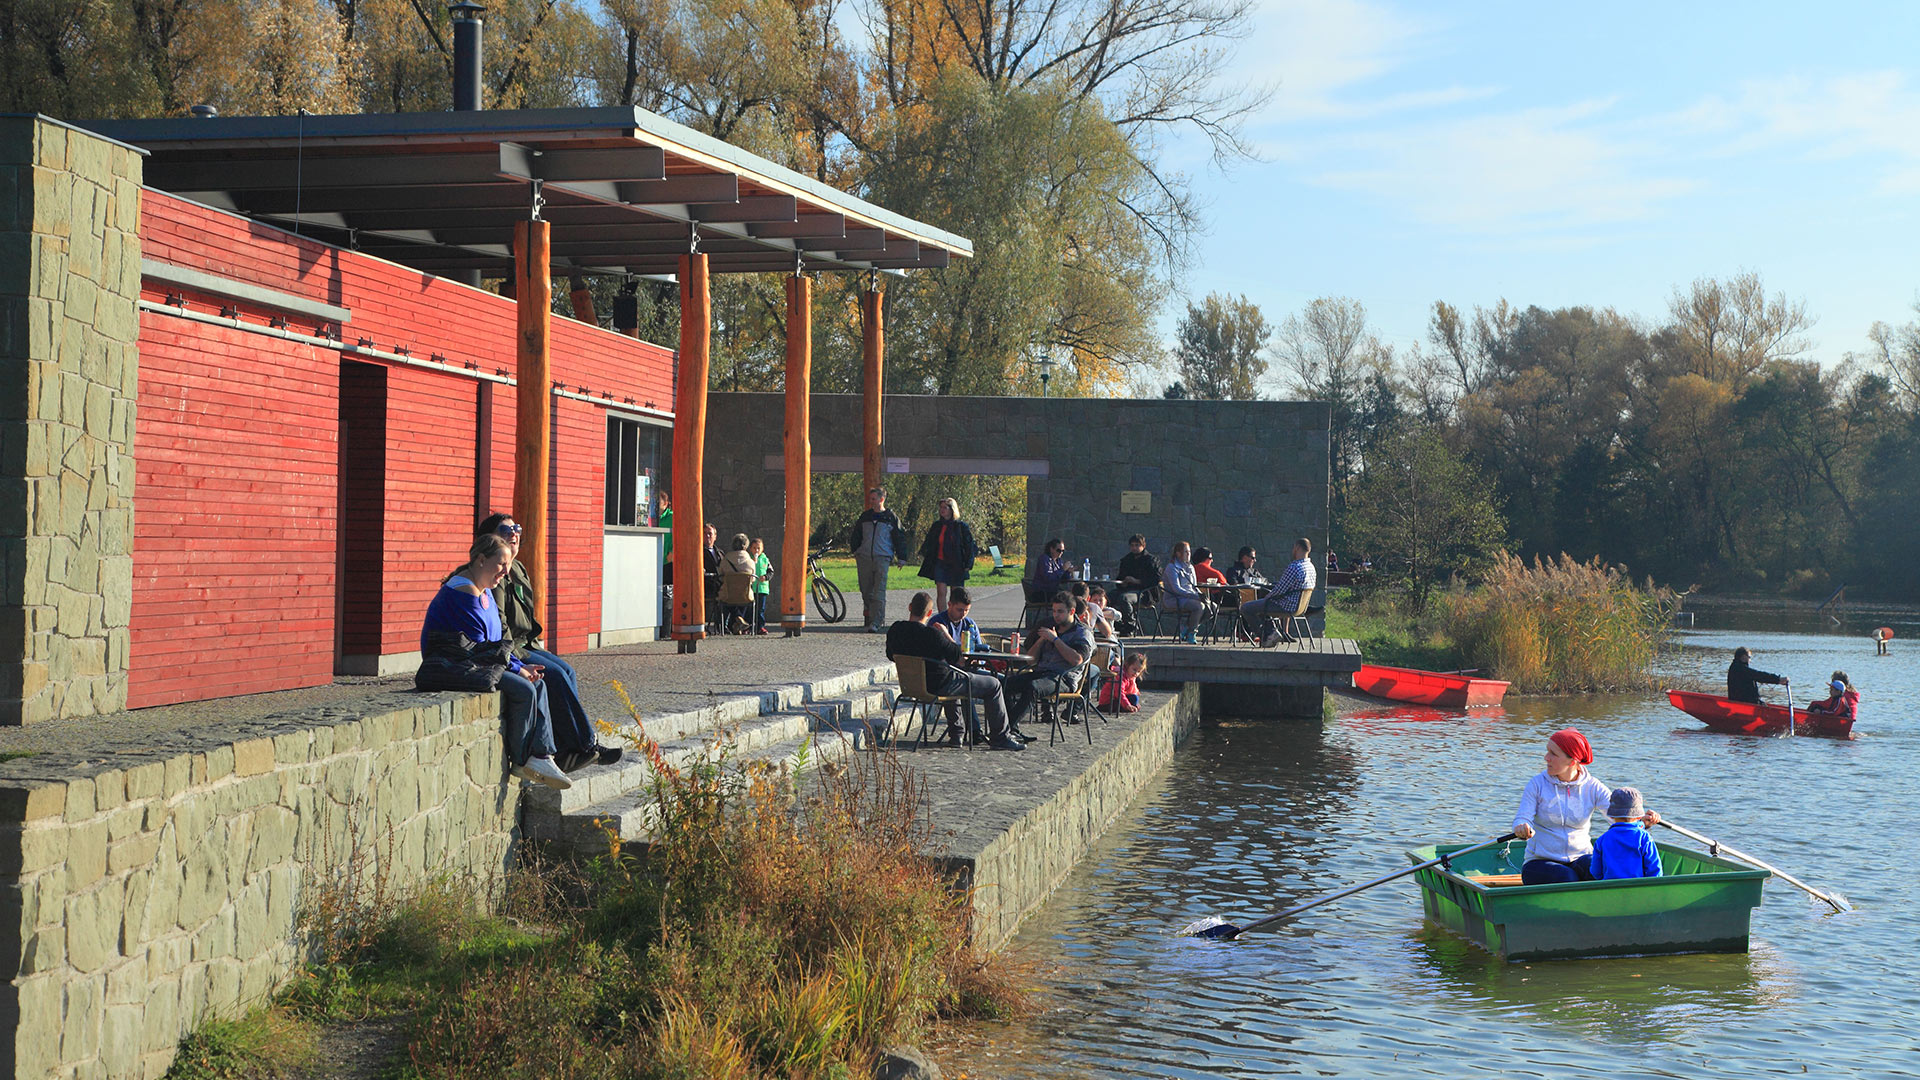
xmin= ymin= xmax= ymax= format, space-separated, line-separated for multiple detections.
xmin=1441 ymin=553 xmax=1678 ymax=693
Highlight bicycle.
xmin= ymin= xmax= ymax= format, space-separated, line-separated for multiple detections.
xmin=806 ymin=544 xmax=848 ymax=624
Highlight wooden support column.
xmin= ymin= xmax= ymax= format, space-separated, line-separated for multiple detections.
xmin=512 ymin=220 xmax=552 ymax=617
xmin=861 ymin=283 xmax=884 ymax=495
xmin=781 ymin=273 xmax=813 ymax=636
xmin=670 ymin=252 xmax=712 ymax=652
xmin=568 ymin=273 xmax=596 ymax=323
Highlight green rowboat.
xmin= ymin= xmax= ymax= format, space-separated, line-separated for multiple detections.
xmin=1407 ymin=840 xmax=1771 ymax=962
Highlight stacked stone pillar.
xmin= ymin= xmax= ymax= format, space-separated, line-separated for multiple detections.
xmin=0 ymin=117 xmax=143 ymax=725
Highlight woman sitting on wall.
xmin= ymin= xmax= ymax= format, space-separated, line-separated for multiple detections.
xmin=475 ymin=514 xmax=620 ymax=771
xmin=418 ymin=533 xmax=582 ymax=790
xmin=918 ymin=497 xmax=978 ymax=612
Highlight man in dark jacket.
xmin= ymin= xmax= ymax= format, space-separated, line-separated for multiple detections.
xmin=1727 ymin=646 xmax=1786 ymax=703
xmin=851 ymin=487 xmax=903 ymax=633
xmin=886 ymin=592 xmax=1021 ymax=750
xmin=1110 ymin=534 xmax=1160 ymax=633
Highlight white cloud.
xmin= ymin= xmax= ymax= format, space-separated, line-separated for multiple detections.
xmin=1240 ymin=0 xmax=1494 ymax=122
xmin=1676 ymin=71 xmax=1920 ymax=193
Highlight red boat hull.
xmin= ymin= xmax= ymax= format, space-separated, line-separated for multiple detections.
xmin=1353 ymin=664 xmax=1510 ymax=708
xmin=1665 ymin=690 xmax=1855 ymax=739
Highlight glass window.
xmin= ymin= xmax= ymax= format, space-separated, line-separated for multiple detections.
xmin=605 ymin=415 xmax=671 ymax=527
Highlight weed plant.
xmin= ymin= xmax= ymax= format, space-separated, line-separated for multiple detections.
xmin=1440 ymin=554 xmax=1678 ymax=693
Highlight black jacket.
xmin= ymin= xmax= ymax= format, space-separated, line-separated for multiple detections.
xmin=1727 ymin=658 xmax=1784 ymax=703
xmin=886 ymin=619 xmax=968 ymax=696
xmin=1117 ymin=551 xmax=1161 ymax=592
xmin=918 ymin=519 xmax=976 ymax=581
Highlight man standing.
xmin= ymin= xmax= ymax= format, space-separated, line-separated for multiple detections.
xmin=1004 ymin=594 xmax=1092 ymax=738
xmin=851 ymin=487 xmax=902 ymax=633
xmin=702 ymin=523 xmax=723 ymax=628
xmin=888 ymin=592 xmax=1023 ymax=750
xmin=1246 ymin=537 xmax=1317 ymax=647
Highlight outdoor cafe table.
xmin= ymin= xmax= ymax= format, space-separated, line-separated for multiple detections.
xmin=965 ymin=651 xmax=1034 ymax=667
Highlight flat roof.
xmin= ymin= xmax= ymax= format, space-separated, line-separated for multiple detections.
xmin=80 ymin=107 xmax=970 ymax=277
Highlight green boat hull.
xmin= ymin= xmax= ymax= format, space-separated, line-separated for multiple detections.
xmin=1408 ymin=841 xmax=1770 ymax=962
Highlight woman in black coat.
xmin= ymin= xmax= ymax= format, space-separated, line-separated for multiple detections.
xmin=918 ymin=497 xmax=977 ymax=611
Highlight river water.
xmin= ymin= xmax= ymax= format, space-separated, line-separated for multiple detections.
xmin=941 ymin=609 xmax=1919 ymax=1078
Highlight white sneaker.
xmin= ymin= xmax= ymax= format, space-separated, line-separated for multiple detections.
xmin=516 ymin=756 xmax=573 ymax=790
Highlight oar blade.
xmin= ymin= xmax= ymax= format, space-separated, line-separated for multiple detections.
xmin=1179 ymin=916 xmax=1242 ymax=939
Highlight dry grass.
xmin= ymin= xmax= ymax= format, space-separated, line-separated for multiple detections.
xmin=1440 ymin=553 xmax=1679 ymax=693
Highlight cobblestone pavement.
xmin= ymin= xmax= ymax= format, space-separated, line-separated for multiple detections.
xmin=0 ymin=584 xmax=1028 ymax=762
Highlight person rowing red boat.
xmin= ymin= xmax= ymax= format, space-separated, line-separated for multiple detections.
xmin=1727 ymin=646 xmax=1786 ymax=704
xmin=1511 ymin=728 xmax=1660 ymax=885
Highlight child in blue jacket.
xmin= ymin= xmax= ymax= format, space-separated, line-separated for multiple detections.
xmin=1590 ymin=786 xmax=1662 ymax=880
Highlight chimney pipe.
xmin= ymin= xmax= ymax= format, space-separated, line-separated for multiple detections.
xmin=450 ymin=2 xmax=485 ymax=111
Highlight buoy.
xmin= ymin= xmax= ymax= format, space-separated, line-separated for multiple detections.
xmin=1875 ymin=627 xmax=1894 ymax=641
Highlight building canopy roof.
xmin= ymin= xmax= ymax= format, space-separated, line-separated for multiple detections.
xmin=82 ymin=107 xmax=970 ymax=277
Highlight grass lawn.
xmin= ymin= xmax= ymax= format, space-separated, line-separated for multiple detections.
xmin=1322 ymin=588 xmax=1463 ymax=671
xmin=805 ymin=554 xmax=1023 ymax=598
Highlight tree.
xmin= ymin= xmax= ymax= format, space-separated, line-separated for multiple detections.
xmin=1275 ymin=297 xmax=1392 ymax=518
xmin=1171 ymin=292 xmax=1268 ymax=400
xmin=1658 ymin=272 xmax=1811 ymax=384
xmin=1345 ymin=425 xmax=1506 ymax=609
xmin=1863 ymin=299 xmax=1920 ymax=411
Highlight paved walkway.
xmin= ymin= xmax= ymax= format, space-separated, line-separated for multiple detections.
xmin=0 ymin=583 xmax=1028 ymax=761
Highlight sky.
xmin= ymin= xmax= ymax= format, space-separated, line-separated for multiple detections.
xmin=1157 ymin=0 xmax=1920 ymax=379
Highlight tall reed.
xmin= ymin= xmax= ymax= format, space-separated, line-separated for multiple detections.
xmin=1441 ymin=553 xmax=1678 ymax=693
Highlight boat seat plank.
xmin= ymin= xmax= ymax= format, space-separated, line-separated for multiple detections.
xmin=1464 ymin=872 xmax=1525 ymax=887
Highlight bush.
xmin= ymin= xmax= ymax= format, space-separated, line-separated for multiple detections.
xmin=1441 ymin=554 xmax=1677 ymax=693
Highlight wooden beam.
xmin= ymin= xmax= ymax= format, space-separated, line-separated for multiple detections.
xmin=782 ymin=274 xmax=813 ymax=635
xmin=512 ymin=220 xmax=552 ymax=625
xmin=568 ymin=274 xmax=595 ymax=323
xmin=671 ymin=251 xmax=712 ymax=651
xmin=861 ymin=285 xmax=884 ymax=496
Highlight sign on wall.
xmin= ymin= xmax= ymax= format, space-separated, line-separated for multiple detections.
xmin=886 ymin=456 xmax=910 ymax=473
xmin=1120 ymin=490 xmax=1151 ymax=514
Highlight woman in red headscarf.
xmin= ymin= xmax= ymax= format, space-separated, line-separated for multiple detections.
xmin=1511 ymin=728 xmax=1659 ymax=885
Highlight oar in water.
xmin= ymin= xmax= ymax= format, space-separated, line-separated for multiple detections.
xmin=1180 ymin=832 xmax=1519 ymax=940
xmin=1658 ymin=820 xmax=1850 ymax=913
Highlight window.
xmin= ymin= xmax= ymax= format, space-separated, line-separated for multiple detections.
xmin=605 ymin=415 xmax=671 ymax=527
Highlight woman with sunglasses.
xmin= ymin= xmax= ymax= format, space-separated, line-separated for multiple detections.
xmin=477 ymin=513 xmax=620 ymax=771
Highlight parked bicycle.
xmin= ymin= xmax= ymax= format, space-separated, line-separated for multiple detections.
xmin=807 ymin=544 xmax=847 ymax=624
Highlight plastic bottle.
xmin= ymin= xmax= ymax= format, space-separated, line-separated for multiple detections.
xmin=1082 ymin=558 xmax=1091 ymax=581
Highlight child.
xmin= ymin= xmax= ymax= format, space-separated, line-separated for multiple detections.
xmin=1589 ymin=787 xmax=1661 ymax=880
xmin=1806 ymin=671 xmax=1859 ymax=719
xmin=1100 ymin=653 xmax=1147 ymax=713
xmin=748 ymin=537 xmax=772 ymax=635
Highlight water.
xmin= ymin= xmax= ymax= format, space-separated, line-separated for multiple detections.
xmin=942 ymin=616 xmax=1919 ymax=1077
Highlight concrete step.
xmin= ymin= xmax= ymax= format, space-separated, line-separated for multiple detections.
xmin=525 ymin=679 xmax=904 ymax=854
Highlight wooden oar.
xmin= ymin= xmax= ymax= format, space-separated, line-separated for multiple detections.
xmin=1180 ymin=832 xmax=1519 ymax=940
xmin=1658 ymin=820 xmax=1850 ymax=912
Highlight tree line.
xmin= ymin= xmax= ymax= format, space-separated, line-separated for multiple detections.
xmin=1169 ymin=277 xmax=1920 ymax=601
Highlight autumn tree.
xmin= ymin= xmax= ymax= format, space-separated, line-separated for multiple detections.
xmin=1344 ymin=424 xmax=1506 ymax=609
xmin=1172 ymin=293 xmax=1268 ymax=400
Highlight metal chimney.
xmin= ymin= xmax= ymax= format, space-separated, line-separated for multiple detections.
xmin=449 ymin=2 xmax=485 ymax=111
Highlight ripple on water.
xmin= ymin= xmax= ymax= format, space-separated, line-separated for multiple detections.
xmin=953 ymin=621 xmax=1920 ymax=1079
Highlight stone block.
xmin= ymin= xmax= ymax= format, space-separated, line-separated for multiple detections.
xmin=205 ymin=958 xmax=240 ymax=1017
xmin=0 ymin=781 xmax=67 ymax=823
xmin=62 ymin=974 xmax=103 ymax=1063
xmin=205 ymin=744 xmax=234 ymax=783
xmin=104 ymin=804 xmax=141 ymax=842
xmin=66 ymin=877 xmax=124 ymax=973
xmin=14 ymin=974 xmax=63 ymax=1078
xmin=119 ymin=865 xmax=152 ymax=951
xmin=18 ymin=923 xmax=64 ymax=973
xmin=176 ymin=844 xmax=227 ymax=931
xmin=101 ymin=1002 xmax=142 ymax=1078
xmin=232 ymin=738 xmax=275 ymax=778
xmin=108 ymin=830 xmax=161 ymax=876
xmin=148 ymin=931 xmax=189 ymax=978
xmin=142 ymin=973 xmax=180 ymax=1053
xmin=123 ymin=761 xmax=162 ymax=801
xmin=67 ymin=818 xmax=107 ymax=889
xmin=163 ymin=754 xmax=189 ymax=797
xmin=247 ymin=806 xmax=296 ymax=875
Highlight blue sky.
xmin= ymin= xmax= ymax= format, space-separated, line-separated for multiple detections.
xmin=1157 ymin=0 xmax=1920 ymax=382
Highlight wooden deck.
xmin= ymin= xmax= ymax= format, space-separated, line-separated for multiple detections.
xmin=1131 ymin=638 xmax=1362 ymax=688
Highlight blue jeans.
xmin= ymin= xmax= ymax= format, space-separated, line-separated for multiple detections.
xmin=520 ymin=648 xmax=596 ymax=754
xmin=753 ymin=593 xmax=769 ymax=630
xmin=1521 ymin=855 xmax=1594 ymax=885
xmin=499 ymin=670 xmax=555 ymax=765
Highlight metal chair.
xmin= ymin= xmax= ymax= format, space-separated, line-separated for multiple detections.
xmin=1039 ymin=659 xmax=1096 ymax=746
xmin=1284 ymin=589 xmax=1318 ymax=643
xmin=1084 ymin=644 xmax=1119 ymax=722
xmin=888 ymin=655 xmax=977 ymax=749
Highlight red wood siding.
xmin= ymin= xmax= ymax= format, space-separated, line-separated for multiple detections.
xmin=131 ymin=193 xmax=676 ymax=705
xmin=129 ymin=322 xmax=340 ymax=707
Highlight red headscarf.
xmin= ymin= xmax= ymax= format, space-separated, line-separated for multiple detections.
xmin=1549 ymin=728 xmax=1593 ymax=765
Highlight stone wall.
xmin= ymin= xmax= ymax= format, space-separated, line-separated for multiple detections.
xmin=0 ymin=690 xmax=514 ymax=1080
xmin=703 ymin=393 xmax=1332 ymax=584
xmin=0 ymin=117 xmax=144 ymax=725
xmin=945 ymin=684 xmax=1199 ymax=951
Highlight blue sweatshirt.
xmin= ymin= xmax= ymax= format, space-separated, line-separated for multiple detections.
xmin=420 ymin=576 xmax=522 ymax=672
xmin=1590 ymin=820 xmax=1662 ymax=880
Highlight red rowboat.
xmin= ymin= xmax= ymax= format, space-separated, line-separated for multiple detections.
xmin=1352 ymin=664 xmax=1510 ymax=708
xmin=1665 ymin=690 xmax=1855 ymax=739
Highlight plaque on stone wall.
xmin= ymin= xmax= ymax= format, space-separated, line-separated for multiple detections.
xmin=886 ymin=457 xmax=910 ymax=473
xmin=1120 ymin=491 xmax=1151 ymax=514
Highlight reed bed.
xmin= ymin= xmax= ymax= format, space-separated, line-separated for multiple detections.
xmin=1441 ymin=554 xmax=1679 ymax=693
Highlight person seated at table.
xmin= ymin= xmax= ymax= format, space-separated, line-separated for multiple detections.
xmin=1087 ymin=585 xmax=1122 ymax=642
xmin=887 ymin=592 xmax=1022 ymax=750
xmin=1025 ymin=538 xmax=1073 ymax=603
xmin=929 ymin=586 xmax=984 ymax=652
xmin=1111 ymin=534 xmax=1160 ymax=634
xmin=1225 ymin=546 xmax=1265 ymax=586
xmin=1246 ymin=537 xmax=1317 ymax=648
xmin=1159 ymin=541 xmax=1211 ymax=644
xmin=1806 ymin=671 xmax=1858 ymax=719
xmin=1072 ymin=581 xmax=1114 ymax=641
xmin=1193 ymin=547 xmax=1228 ymax=586
xmin=1004 ymin=593 xmax=1093 ymax=739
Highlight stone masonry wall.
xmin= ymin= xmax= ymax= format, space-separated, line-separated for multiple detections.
xmin=0 ymin=117 xmax=144 ymax=725
xmin=0 ymin=690 xmax=514 ymax=1080
xmin=703 ymin=393 xmax=1332 ymax=588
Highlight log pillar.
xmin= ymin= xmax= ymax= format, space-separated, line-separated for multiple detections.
xmin=568 ymin=273 xmax=596 ymax=324
xmin=512 ymin=220 xmax=552 ymax=619
xmin=861 ymin=284 xmax=885 ymax=495
xmin=671 ymin=252 xmax=712 ymax=652
xmin=781 ymin=274 xmax=813 ymax=636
